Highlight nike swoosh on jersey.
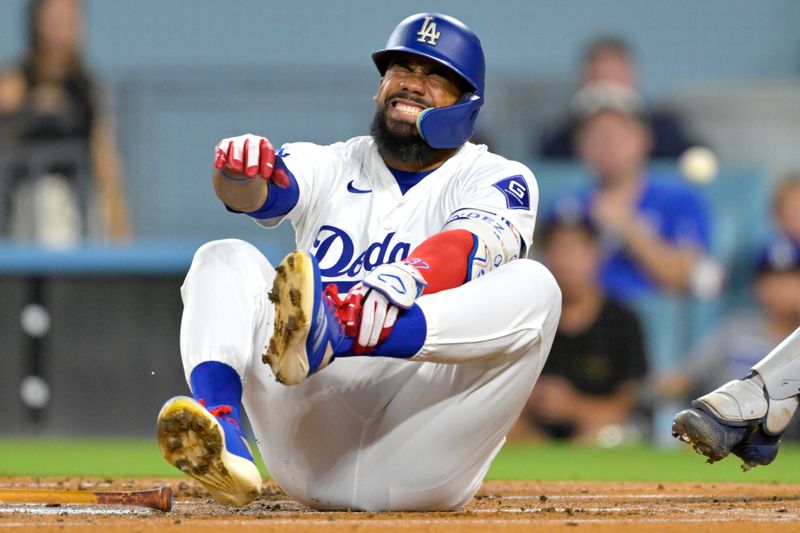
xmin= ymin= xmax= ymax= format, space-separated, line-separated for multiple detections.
xmin=347 ymin=180 xmax=372 ymax=194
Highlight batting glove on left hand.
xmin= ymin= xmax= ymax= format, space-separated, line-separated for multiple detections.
xmin=349 ymin=262 xmax=427 ymax=353
xmin=213 ymin=133 xmax=290 ymax=187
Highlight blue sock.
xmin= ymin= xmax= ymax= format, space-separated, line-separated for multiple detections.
xmin=189 ymin=361 xmax=254 ymax=461
xmin=371 ymin=303 xmax=427 ymax=358
xmin=189 ymin=361 xmax=242 ymax=410
xmin=334 ymin=336 xmax=355 ymax=357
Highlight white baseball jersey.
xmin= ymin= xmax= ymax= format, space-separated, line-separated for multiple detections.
xmin=256 ymin=135 xmax=538 ymax=289
xmin=180 ymin=136 xmax=561 ymax=511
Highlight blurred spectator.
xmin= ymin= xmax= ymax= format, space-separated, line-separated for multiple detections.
xmin=658 ymin=175 xmax=800 ymax=401
xmin=657 ymin=238 xmax=800 ymax=402
xmin=537 ymin=36 xmax=699 ymax=160
xmin=552 ymin=98 xmax=712 ymax=301
xmin=773 ymin=173 xmax=800 ymax=245
xmin=0 ymin=0 xmax=129 ymax=244
xmin=514 ymin=212 xmax=648 ymax=443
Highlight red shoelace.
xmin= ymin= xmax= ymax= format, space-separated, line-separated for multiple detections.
xmin=323 ymin=284 xmax=362 ymax=337
xmin=198 ymin=399 xmax=238 ymax=427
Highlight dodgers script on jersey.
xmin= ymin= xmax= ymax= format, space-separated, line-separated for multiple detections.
xmin=256 ymin=136 xmax=538 ymax=290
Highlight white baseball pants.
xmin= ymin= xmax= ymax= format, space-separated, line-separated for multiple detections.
xmin=180 ymin=239 xmax=561 ymax=511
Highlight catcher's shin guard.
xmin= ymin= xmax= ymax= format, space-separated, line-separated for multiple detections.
xmin=263 ymin=250 xmax=349 ymax=385
xmin=157 ymin=396 xmax=261 ymax=506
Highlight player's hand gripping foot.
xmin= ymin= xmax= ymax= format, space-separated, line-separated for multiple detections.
xmin=264 ymin=250 xmax=352 ymax=385
xmin=157 ymin=396 xmax=261 ymax=506
xmin=671 ymin=374 xmax=792 ymax=470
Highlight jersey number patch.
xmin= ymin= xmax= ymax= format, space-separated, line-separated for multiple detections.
xmin=492 ymin=175 xmax=530 ymax=210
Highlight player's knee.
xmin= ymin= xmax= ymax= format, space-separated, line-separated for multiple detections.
xmin=508 ymin=259 xmax=562 ymax=315
xmin=500 ymin=259 xmax=561 ymax=354
xmin=192 ymin=239 xmax=264 ymax=269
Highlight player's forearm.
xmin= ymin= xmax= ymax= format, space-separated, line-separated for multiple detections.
xmin=212 ymin=168 xmax=269 ymax=213
xmin=405 ymin=229 xmax=475 ymax=294
xmin=405 ymin=209 xmax=524 ymax=294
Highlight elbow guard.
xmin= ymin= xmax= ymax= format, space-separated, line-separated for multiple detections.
xmin=442 ymin=208 xmax=523 ymax=281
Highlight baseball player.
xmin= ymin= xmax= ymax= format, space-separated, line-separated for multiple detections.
xmin=673 ymin=325 xmax=800 ymax=470
xmin=157 ymin=13 xmax=561 ymax=511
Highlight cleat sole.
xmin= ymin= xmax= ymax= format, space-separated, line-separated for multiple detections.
xmin=672 ymin=409 xmax=731 ymax=463
xmin=263 ymin=251 xmax=315 ymax=385
xmin=157 ymin=397 xmax=261 ymax=507
xmin=673 ymin=408 xmax=777 ymax=471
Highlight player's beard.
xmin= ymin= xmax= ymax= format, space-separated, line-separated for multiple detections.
xmin=370 ymin=103 xmax=441 ymax=167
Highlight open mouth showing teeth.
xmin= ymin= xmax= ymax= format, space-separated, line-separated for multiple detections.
xmin=392 ymin=101 xmax=425 ymax=117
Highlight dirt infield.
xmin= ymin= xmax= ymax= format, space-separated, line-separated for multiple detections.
xmin=1 ymin=477 xmax=800 ymax=532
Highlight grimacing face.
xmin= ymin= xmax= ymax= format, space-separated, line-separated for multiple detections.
xmin=370 ymin=53 xmax=464 ymax=166
xmin=375 ymin=54 xmax=462 ymax=136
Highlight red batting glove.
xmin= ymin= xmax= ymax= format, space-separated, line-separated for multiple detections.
xmin=213 ymin=134 xmax=290 ymax=188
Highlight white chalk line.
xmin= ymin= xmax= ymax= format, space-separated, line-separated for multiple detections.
xmin=0 ymin=482 xmax=120 ymax=489
xmin=0 ymin=505 xmax=152 ymax=516
xmin=170 ymin=502 xmax=687 ymax=517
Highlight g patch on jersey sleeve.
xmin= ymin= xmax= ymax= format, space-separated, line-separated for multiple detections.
xmin=492 ymin=175 xmax=530 ymax=210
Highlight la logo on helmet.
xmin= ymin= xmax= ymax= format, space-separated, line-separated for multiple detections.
xmin=416 ymin=16 xmax=441 ymax=45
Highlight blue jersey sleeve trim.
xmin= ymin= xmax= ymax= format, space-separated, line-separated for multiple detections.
xmin=465 ymin=232 xmax=479 ymax=281
xmin=239 ymin=158 xmax=300 ymax=220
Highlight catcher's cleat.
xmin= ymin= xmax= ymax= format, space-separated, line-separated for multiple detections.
xmin=672 ymin=407 xmax=781 ymax=471
xmin=672 ymin=373 xmax=795 ymax=471
xmin=157 ymin=396 xmax=261 ymax=506
xmin=263 ymin=249 xmax=351 ymax=385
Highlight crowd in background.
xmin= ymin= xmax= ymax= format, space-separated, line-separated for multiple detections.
xmin=513 ymin=37 xmax=800 ymax=444
xmin=0 ymin=0 xmax=128 ymax=246
xmin=1 ymin=0 xmax=799 ymax=444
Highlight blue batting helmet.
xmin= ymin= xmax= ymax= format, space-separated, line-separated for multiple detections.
xmin=372 ymin=13 xmax=485 ymax=149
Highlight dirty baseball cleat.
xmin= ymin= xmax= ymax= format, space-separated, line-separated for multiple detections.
xmin=671 ymin=374 xmax=790 ymax=470
xmin=264 ymin=249 xmax=352 ymax=385
xmin=671 ymin=407 xmax=781 ymax=470
xmin=157 ymin=396 xmax=261 ymax=506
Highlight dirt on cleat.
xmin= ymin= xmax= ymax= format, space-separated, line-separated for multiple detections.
xmin=157 ymin=397 xmax=261 ymax=507
xmin=263 ymin=251 xmax=314 ymax=385
xmin=267 ymin=288 xmax=279 ymax=304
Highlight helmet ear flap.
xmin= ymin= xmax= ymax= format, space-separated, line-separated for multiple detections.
xmin=416 ymin=93 xmax=482 ymax=149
